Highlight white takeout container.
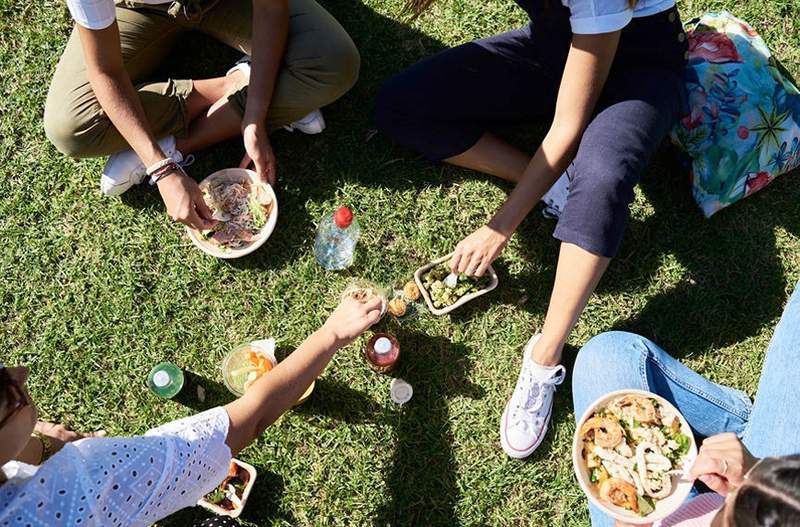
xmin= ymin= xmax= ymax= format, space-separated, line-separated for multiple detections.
xmin=186 ymin=168 xmax=278 ymax=259
xmin=197 ymin=458 xmax=257 ymax=518
xmin=414 ymin=253 xmax=499 ymax=316
xmin=572 ymin=389 xmax=698 ymax=525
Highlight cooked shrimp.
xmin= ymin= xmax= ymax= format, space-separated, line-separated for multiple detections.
xmin=613 ymin=395 xmax=659 ymax=424
xmin=580 ymin=416 xmax=624 ymax=448
xmin=600 ymin=478 xmax=639 ymax=513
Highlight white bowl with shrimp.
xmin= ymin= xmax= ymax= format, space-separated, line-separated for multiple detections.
xmin=573 ymin=389 xmax=698 ymax=525
xmin=186 ymin=168 xmax=278 ymax=259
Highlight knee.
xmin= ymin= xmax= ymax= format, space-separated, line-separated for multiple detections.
xmin=318 ymin=35 xmax=361 ymax=101
xmin=573 ymin=331 xmax=647 ymax=384
xmin=44 ymin=98 xmax=95 ymax=158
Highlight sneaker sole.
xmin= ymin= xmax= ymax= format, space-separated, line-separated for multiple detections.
xmin=499 ymin=399 xmax=553 ymax=459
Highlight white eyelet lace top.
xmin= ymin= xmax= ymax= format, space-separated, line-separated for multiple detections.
xmin=0 ymin=407 xmax=232 ymax=527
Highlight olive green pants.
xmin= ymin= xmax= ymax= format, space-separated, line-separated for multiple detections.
xmin=44 ymin=0 xmax=359 ymax=157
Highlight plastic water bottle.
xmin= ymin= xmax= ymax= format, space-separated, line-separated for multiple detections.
xmin=314 ymin=207 xmax=360 ymax=270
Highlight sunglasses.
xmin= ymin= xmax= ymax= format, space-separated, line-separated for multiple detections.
xmin=0 ymin=367 xmax=30 ymax=429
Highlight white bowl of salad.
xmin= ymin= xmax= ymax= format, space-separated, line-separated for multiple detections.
xmin=186 ymin=168 xmax=278 ymax=259
xmin=573 ymin=389 xmax=697 ymax=524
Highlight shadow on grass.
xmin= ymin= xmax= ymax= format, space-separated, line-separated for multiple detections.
xmin=376 ymin=331 xmax=484 ymax=526
xmin=173 ymin=369 xmax=235 ymax=412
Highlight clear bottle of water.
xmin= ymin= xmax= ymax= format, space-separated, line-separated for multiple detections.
xmin=314 ymin=207 xmax=360 ymax=270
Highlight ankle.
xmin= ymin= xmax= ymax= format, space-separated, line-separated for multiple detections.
xmin=531 ymin=336 xmax=563 ymax=367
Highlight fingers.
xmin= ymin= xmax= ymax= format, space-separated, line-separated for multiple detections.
xmin=457 ymin=247 xmax=472 ymax=274
xmin=689 ymin=453 xmax=725 ymax=480
xmin=360 ymin=296 xmax=383 ymax=314
xmin=449 ymin=247 xmax=463 ymax=273
xmin=365 ymin=308 xmax=382 ymax=325
xmin=474 ymin=256 xmax=491 ymax=278
xmin=698 ymin=473 xmax=729 ymax=495
xmin=192 ymin=188 xmax=216 ymax=224
xmin=466 ymin=251 xmax=484 ymax=277
xmin=90 ymin=430 xmax=107 ymax=438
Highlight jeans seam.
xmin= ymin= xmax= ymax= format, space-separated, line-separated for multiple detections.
xmin=647 ymin=352 xmax=751 ymax=422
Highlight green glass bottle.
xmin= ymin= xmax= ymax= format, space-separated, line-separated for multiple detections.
xmin=147 ymin=362 xmax=184 ymax=399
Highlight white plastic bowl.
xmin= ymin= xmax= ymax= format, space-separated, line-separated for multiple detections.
xmin=186 ymin=168 xmax=278 ymax=259
xmin=572 ymin=389 xmax=698 ymax=525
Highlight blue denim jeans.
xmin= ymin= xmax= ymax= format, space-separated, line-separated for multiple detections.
xmin=572 ymin=282 xmax=800 ymax=527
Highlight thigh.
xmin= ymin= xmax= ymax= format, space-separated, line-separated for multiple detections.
xmin=742 ymin=282 xmax=800 ymax=457
xmin=554 ymin=66 xmax=684 ymax=257
xmin=379 ymin=26 xmax=558 ymax=126
xmin=573 ymin=332 xmax=752 ymax=440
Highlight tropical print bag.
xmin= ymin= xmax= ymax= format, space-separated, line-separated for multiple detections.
xmin=670 ymin=12 xmax=800 ymax=217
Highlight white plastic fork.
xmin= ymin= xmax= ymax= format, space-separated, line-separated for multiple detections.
xmin=444 ymin=272 xmax=458 ymax=288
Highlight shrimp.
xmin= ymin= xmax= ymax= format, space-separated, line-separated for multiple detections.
xmin=580 ymin=416 xmax=624 ymax=448
xmin=612 ymin=395 xmax=659 ymax=424
xmin=599 ymin=478 xmax=639 ymax=513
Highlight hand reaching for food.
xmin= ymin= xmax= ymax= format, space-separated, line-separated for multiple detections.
xmin=688 ymin=432 xmax=758 ymax=496
xmin=34 ymin=421 xmax=106 ymax=454
xmin=449 ymin=225 xmax=510 ymax=277
xmin=240 ymin=122 xmax=276 ymax=187
xmin=322 ymin=296 xmax=383 ymax=347
xmin=157 ymin=171 xmax=217 ymax=230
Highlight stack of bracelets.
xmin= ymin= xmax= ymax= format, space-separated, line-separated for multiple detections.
xmin=147 ymin=158 xmax=184 ymax=185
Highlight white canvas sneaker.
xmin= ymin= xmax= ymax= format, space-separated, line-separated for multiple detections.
xmin=284 ymin=109 xmax=326 ymax=135
xmin=100 ymin=136 xmax=185 ymax=196
xmin=500 ymin=334 xmax=566 ymax=459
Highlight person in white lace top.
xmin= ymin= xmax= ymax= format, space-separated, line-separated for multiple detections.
xmin=0 ymin=295 xmax=382 ymax=526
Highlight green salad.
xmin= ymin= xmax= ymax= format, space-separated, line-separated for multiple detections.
xmin=421 ymin=263 xmax=490 ymax=308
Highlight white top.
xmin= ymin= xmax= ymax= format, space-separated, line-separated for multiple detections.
xmin=561 ymin=0 xmax=676 ymax=34
xmin=66 ymin=0 xmax=168 ymax=30
xmin=0 ymin=407 xmax=232 ymax=526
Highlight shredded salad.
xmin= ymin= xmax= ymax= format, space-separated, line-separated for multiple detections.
xmin=579 ymin=394 xmax=692 ymax=517
xmin=199 ymin=177 xmax=273 ymax=249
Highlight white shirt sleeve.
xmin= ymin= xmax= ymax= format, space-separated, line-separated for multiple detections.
xmin=0 ymin=407 xmax=233 ymax=527
xmin=66 ymin=0 xmax=117 ymax=30
xmin=563 ymin=0 xmax=634 ymax=34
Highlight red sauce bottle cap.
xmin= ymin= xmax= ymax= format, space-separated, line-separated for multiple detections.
xmin=334 ymin=207 xmax=353 ymax=228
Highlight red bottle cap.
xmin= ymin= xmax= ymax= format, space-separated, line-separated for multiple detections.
xmin=334 ymin=207 xmax=353 ymax=228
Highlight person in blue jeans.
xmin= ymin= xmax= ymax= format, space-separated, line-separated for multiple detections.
xmin=572 ymin=282 xmax=800 ymax=527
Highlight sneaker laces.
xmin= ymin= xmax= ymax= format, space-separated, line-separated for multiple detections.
xmin=509 ymin=364 xmax=566 ymax=428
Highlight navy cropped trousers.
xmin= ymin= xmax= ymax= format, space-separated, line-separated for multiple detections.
xmin=375 ymin=5 xmax=688 ymax=257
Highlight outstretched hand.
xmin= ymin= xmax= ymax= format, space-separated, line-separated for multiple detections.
xmin=449 ymin=225 xmax=510 ymax=277
xmin=240 ymin=122 xmax=276 ymax=187
xmin=322 ymin=296 xmax=383 ymax=347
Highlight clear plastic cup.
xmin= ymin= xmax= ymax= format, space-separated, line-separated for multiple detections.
xmin=221 ymin=341 xmax=277 ymax=397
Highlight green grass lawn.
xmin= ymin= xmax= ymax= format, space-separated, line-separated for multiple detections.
xmin=2 ymin=0 xmax=799 ymax=525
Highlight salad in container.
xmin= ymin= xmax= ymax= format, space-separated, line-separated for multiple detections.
xmin=413 ymin=254 xmax=498 ymax=316
xmin=198 ymin=458 xmax=256 ymax=518
xmin=186 ymin=168 xmax=278 ymax=259
xmin=573 ymin=389 xmax=697 ymax=524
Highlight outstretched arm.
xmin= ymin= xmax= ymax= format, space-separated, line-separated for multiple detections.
xmin=449 ymin=31 xmax=621 ymax=276
xmin=223 ymin=296 xmax=382 ymax=454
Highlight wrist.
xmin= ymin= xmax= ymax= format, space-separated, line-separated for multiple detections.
xmin=316 ymin=325 xmax=346 ymax=350
xmin=487 ymin=215 xmax=516 ymax=238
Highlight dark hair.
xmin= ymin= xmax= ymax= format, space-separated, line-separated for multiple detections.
xmin=732 ymin=456 xmax=800 ymax=527
xmin=406 ymin=0 xmax=637 ymax=17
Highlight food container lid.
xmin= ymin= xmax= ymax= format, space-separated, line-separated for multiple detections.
xmin=152 ymin=370 xmax=171 ymax=388
xmin=374 ymin=337 xmax=392 ymax=355
xmin=390 ymin=378 xmax=413 ymax=405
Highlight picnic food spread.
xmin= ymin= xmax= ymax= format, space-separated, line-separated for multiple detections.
xmin=420 ymin=264 xmax=491 ymax=309
xmin=198 ymin=177 xmax=274 ymax=249
xmin=578 ymin=394 xmax=692 ymax=516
